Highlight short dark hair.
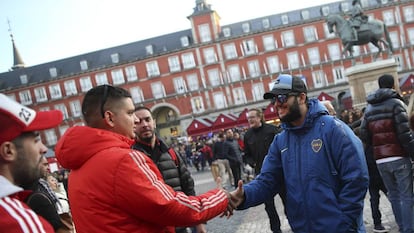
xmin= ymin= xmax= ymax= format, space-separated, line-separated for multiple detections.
xmin=135 ymin=106 xmax=152 ymax=114
xmin=378 ymin=74 xmax=394 ymax=89
xmin=82 ymin=85 xmax=131 ymax=125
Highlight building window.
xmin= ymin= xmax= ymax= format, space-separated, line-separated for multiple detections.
xmin=191 ymin=96 xmax=205 ymax=114
xmin=332 ymin=66 xmax=346 ymax=84
xmin=407 ymin=28 xmax=414 ymax=45
xmin=223 ymin=43 xmax=238 ymax=60
xmin=382 ymin=10 xmax=395 ymax=26
xmin=312 ymin=70 xmax=327 ymax=89
xmin=64 ymin=80 xmax=78 ymax=96
xmin=80 ymin=60 xmax=88 ymax=71
xmin=111 ymin=53 xmax=119 ymax=63
xmin=19 ymin=90 xmax=32 ymax=105
xmin=58 ymin=126 xmax=69 ymax=137
xmin=263 ymin=34 xmax=276 ymax=51
xmin=303 ymin=26 xmax=318 ymax=43
xmin=186 ymin=74 xmax=199 ymax=91
xmin=146 ymin=61 xmax=160 ymax=77
xmin=111 ymin=69 xmax=125 ymax=85
xmin=395 ymin=54 xmax=404 ymax=71
xmin=389 ymin=31 xmax=399 ymax=49
xmin=281 ymin=14 xmax=289 ymax=25
xmin=34 ymin=87 xmax=47 ymax=103
xmin=252 ymin=83 xmax=265 ymax=102
xmin=301 ymin=10 xmax=310 ymax=20
xmin=69 ymin=100 xmax=82 ymax=117
xmin=151 ymin=82 xmax=165 ymax=99
xmin=213 ymin=92 xmax=227 ymax=109
xmin=20 ymin=75 xmax=28 ymax=84
xmin=307 ymin=47 xmax=320 ymax=65
xmin=262 ymin=18 xmax=270 ymax=29
xmin=241 ymin=39 xmax=257 ymax=56
xmin=242 ymin=23 xmax=250 ymax=33
xmin=328 ymin=43 xmax=341 ymax=61
xmin=80 ymin=76 xmax=93 ymax=92
xmin=403 ymin=6 xmax=414 ymax=22
xmin=125 ymin=66 xmax=138 ymax=82
xmin=203 ymin=47 xmax=217 ymax=64
xmin=95 ymin=72 xmax=108 ymax=85
xmin=321 ymin=6 xmax=330 ymax=16
xmin=173 ymin=77 xmax=187 ymax=94
xmin=49 ymin=84 xmax=62 ymax=100
xmin=233 ymin=88 xmax=246 ymax=105
xmin=55 ymin=104 xmax=68 ymax=119
xmin=199 ymin=24 xmax=211 ymax=43
xmin=168 ymin=56 xmax=181 ymax=73
xmin=323 ymin=23 xmax=335 ymax=39
xmin=287 ymin=52 xmax=300 ymax=69
xmin=180 ymin=36 xmax=190 ymax=47
xmin=49 ymin=67 xmax=58 ymax=78
xmin=266 ymin=56 xmax=280 ymax=74
xmin=227 ymin=64 xmax=241 ymax=82
xmin=130 ymin=87 xmax=144 ymax=104
xmin=340 ymin=2 xmax=350 ymax=12
xmin=247 ymin=60 xmax=261 ymax=78
xmin=44 ymin=129 xmax=58 ymax=146
xmin=207 ymin=69 xmax=221 ymax=87
xmin=145 ymin=45 xmax=154 ymax=55
xmin=181 ymin=53 xmax=196 ymax=69
xmin=281 ymin=30 xmax=295 ymax=47
xmin=223 ymin=27 xmax=231 ymax=37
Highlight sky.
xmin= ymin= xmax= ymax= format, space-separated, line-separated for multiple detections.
xmin=0 ymin=0 xmax=339 ymax=73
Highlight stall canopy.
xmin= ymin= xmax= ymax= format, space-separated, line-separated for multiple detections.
xmin=400 ymin=73 xmax=414 ymax=93
xmin=237 ymin=108 xmax=249 ymax=127
xmin=186 ymin=118 xmax=212 ymax=137
xmin=317 ymin=92 xmax=335 ymax=101
xmin=264 ymin=103 xmax=278 ymax=121
xmin=211 ymin=113 xmax=238 ymax=131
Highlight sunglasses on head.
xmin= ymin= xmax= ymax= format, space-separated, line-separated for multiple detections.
xmin=100 ymin=84 xmax=114 ymax=118
xmin=270 ymin=93 xmax=299 ymax=105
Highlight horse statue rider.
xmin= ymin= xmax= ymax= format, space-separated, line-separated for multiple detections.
xmin=349 ymin=0 xmax=369 ymax=42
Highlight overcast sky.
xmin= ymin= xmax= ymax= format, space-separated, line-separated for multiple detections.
xmin=0 ymin=0 xmax=339 ymax=73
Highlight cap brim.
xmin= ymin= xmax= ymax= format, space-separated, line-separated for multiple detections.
xmin=263 ymin=89 xmax=291 ymax=99
xmin=23 ymin=110 xmax=63 ymax=132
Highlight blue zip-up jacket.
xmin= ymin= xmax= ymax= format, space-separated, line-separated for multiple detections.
xmin=239 ymin=99 xmax=368 ymax=233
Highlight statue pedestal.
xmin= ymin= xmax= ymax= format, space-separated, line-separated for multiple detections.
xmin=344 ymin=58 xmax=399 ymax=109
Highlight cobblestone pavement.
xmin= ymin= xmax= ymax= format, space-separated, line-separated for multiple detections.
xmin=191 ymin=168 xmax=399 ymax=233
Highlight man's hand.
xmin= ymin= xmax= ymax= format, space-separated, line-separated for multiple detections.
xmin=229 ymin=180 xmax=244 ymax=208
xmin=195 ymin=223 xmax=206 ymax=233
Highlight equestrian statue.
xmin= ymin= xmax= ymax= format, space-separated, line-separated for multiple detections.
xmin=326 ymin=0 xmax=393 ymax=63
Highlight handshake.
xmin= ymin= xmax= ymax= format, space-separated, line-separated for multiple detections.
xmin=215 ymin=177 xmax=245 ymax=218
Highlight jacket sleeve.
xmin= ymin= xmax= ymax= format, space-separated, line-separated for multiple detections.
xmin=393 ymin=101 xmax=414 ymax=158
xmin=114 ymin=150 xmax=228 ymax=227
xmin=328 ymin=120 xmax=369 ymax=230
xmin=26 ymin=192 xmax=63 ymax=230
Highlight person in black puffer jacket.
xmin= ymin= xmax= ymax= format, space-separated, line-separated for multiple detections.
xmin=360 ymin=74 xmax=414 ymax=233
xmin=133 ymin=106 xmax=205 ymax=233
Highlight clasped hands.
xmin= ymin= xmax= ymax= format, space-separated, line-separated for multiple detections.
xmin=215 ymin=177 xmax=244 ymax=218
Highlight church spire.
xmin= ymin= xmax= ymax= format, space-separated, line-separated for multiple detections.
xmin=8 ymin=20 xmax=25 ymax=70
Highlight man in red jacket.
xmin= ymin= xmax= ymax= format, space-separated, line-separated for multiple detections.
xmin=56 ymin=85 xmax=231 ymax=233
xmin=0 ymin=93 xmax=63 ymax=233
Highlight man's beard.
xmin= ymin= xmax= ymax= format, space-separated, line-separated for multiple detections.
xmin=138 ymin=131 xmax=154 ymax=143
xmin=280 ymin=98 xmax=302 ymax=123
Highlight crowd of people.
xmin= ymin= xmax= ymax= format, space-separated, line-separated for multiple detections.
xmin=1 ymin=73 xmax=413 ymax=233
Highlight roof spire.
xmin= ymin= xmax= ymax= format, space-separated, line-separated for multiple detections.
xmin=8 ymin=19 xmax=25 ymax=70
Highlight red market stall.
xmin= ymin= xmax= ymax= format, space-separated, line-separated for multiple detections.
xmin=317 ymin=92 xmax=335 ymax=101
xmin=211 ymin=113 xmax=238 ymax=132
xmin=236 ymin=108 xmax=249 ymax=127
xmin=186 ymin=118 xmax=212 ymax=137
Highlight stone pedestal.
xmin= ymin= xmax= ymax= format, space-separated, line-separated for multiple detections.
xmin=344 ymin=58 xmax=399 ymax=109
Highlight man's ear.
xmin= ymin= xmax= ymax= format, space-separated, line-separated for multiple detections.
xmin=103 ymin=111 xmax=115 ymax=127
xmin=0 ymin=142 xmax=17 ymax=163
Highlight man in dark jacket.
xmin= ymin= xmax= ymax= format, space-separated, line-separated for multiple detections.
xmin=244 ymin=108 xmax=285 ymax=233
xmin=133 ymin=106 xmax=205 ymax=233
xmin=360 ymin=74 xmax=414 ymax=233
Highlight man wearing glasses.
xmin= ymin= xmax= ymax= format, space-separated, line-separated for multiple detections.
xmin=228 ymin=74 xmax=369 ymax=233
xmin=55 ymin=85 xmax=230 ymax=233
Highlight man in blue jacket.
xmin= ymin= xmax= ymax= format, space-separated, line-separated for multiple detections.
xmin=228 ymin=74 xmax=369 ymax=233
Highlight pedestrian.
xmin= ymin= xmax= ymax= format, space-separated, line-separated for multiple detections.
xmin=228 ymin=74 xmax=369 ymax=233
xmin=0 ymin=93 xmax=62 ymax=232
xmin=225 ymin=129 xmax=242 ymax=189
xmin=360 ymin=74 xmax=414 ymax=233
xmin=243 ymin=108 xmax=286 ymax=233
xmin=132 ymin=106 xmax=206 ymax=233
xmin=212 ymin=133 xmax=233 ymax=188
xmin=55 ymin=85 xmax=230 ymax=233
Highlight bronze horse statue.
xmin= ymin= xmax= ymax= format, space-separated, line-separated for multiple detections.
xmin=326 ymin=14 xmax=393 ymax=62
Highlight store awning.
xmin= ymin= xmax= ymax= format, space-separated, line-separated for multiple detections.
xmin=211 ymin=113 xmax=238 ymax=132
xmin=186 ymin=118 xmax=212 ymax=137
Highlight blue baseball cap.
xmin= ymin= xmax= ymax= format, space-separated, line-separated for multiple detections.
xmin=263 ymin=74 xmax=307 ymax=99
